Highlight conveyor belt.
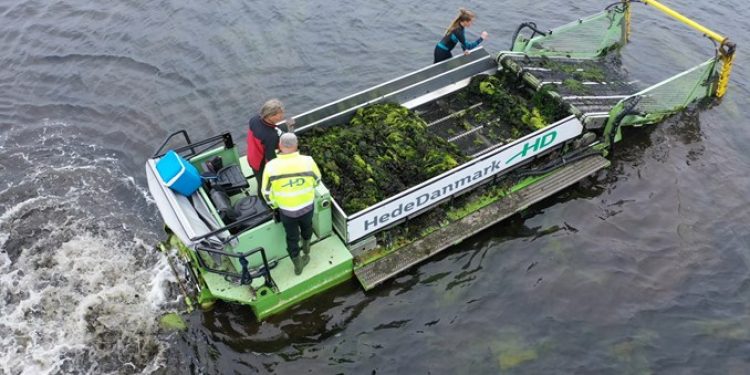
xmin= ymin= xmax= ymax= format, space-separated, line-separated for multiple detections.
xmin=500 ymin=54 xmax=643 ymax=115
xmin=414 ymin=94 xmax=497 ymax=156
xmin=412 ymin=53 xmax=642 ymax=155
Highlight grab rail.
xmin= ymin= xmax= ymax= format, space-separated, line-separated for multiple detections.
xmin=194 ymin=243 xmax=276 ymax=288
xmin=639 ymin=0 xmax=725 ymax=43
xmin=153 ymin=130 xmax=234 ymax=158
xmin=635 ymin=0 xmax=736 ymax=98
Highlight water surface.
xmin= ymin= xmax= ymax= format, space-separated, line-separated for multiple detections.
xmin=2 ymin=0 xmax=750 ymax=373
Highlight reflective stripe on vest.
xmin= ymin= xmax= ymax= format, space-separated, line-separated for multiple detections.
xmin=262 ymin=153 xmax=320 ymax=211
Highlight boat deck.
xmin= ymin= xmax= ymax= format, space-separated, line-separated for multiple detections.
xmin=200 ymin=233 xmax=353 ymax=319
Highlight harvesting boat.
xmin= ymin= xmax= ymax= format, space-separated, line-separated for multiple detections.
xmin=146 ymin=0 xmax=735 ymax=320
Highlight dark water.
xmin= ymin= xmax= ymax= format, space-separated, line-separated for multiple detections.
xmin=2 ymin=0 xmax=750 ymax=373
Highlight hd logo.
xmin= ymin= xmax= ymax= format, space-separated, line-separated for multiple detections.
xmin=506 ymin=131 xmax=557 ymax=164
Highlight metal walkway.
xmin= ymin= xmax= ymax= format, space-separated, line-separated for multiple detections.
xmin=354 ymin=154 xmax=611 ymax=291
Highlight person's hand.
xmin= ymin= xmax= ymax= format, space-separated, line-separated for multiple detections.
xmin=286 ymin=117 xmax=296 ymax=133
xmin=463 ymin=50 xmax=470 ymax=56
xmin=481 ymin=31 xmax=489 ymax=40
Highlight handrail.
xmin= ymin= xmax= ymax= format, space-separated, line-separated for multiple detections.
xmin=153 ymin=131 xmax=235 ymax=159
xmin=194 ymin=243 xmax=276 ymax=288
xmin=639 ymin=0 xmax=726 ymax=44
xmin=510 ymin=22 xmax=549 ymax=50
xmin=153 ymin=130 xmax=192 ymax=158
xmin=635 ymin=0 xmax=736 ymax=98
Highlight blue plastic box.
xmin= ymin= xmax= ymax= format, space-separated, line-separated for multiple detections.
xmin=156 ymin=150 xmax=202 ymax=196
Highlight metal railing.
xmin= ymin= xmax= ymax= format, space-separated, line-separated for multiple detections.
xmin=635 ymin=0 xmax=735 ymax=98
xmin=153 ymin=130 xmax=234 ymax=158
xmin=194 ymin=242 xmax=276 ymax=288
xmin=152 ymin=130 xmax=279 ymax=287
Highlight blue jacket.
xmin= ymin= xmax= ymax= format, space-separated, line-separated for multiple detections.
xmin=437 ymin=26 xmax=483 ymax=52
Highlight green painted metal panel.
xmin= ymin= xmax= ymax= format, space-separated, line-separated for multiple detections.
xmin=312 ymin=184 xmax=333 ymax=239
xmin=249 ymin=234 xmax=353 ymax=320
xmin=228 ymin=219 xmax=289 ymax=269
xmin=182 ymin=231 xmax=353 ymax=320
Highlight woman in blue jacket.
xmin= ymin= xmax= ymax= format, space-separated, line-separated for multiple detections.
xmin=434 ymin=9 xmax=489 ymax=63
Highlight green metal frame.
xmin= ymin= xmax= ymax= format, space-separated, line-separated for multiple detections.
xmin=165 ymin=228 xmax=353 ymax=320
xmin=161 ymin=140 xmax=352 ymax=320
xmin=512 ymin=5 xmax=629 ymax=58
xmin=604 ymin=58 xmax=720 ymax=147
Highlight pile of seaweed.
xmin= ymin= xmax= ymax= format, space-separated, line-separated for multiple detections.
xmin=299 ymin=70 xmax=569 ymax=214
xmin=428 ymin=71 xmax=569 ymax=156
xmin=471 ymin=72 xmax=569 ymax=136
xmin=300 ymin=103 xmax=467 ymax=213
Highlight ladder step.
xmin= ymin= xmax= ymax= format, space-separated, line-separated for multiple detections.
xmin=354 ymin=154 xmax=610 ymax=291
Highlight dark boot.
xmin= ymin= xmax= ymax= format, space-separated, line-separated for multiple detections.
xmin=292 ymin=255 xmax=309 ymax=275
xmin=302 ymin=239 xmax=311 ymax=256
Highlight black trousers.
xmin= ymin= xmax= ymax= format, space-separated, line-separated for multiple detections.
xmin=280 ymin=209 xmax=314 ymax=258
xmin=434 ymin=46 xmax=452 ymax=64
xmin=252 ymin=164 xmax=265 ymax=196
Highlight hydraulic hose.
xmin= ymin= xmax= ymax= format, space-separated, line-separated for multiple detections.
xmin=606 ymin=96 xmax=641 ymax=157
xmin=510 ymin=22 xmax=549 ymax=50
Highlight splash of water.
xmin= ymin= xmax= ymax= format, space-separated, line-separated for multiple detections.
xmin=0 ymin=123 xmax=179 ymax=374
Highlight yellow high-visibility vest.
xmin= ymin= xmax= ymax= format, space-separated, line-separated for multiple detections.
xmin=261 ymin=152 xmax=321 ymax=213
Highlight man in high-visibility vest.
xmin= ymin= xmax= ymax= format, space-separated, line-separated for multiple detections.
xmin=262 ymin=132 xmax=322 ymax=275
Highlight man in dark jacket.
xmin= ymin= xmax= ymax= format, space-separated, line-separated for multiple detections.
xmin=247 ymin=99 xmax=286 ymax=195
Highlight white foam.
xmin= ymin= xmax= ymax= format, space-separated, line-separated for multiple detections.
xmin=148 ymin=254 xmax=179 ymax=309
xmin=0 ymin=125 xmax=177 ymax=374
xmin=0 ymin=195 xmax=48 ymax=223
xmin=0 ymin=232 xmax=173 ymax=374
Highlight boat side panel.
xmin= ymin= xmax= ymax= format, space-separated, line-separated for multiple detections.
xmin=293 ymin=49 xmax=491 ymax=130
xmin=295 ymin=52 xmax=498 ymax=133
xmin=344 ymin=116 xmax=584 ymax=242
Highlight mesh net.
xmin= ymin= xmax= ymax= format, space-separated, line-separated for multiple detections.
xmin=620 ymin=58 xmax=719 ymax=126
xmin=514 ymin=6 xmax=627 ymax=58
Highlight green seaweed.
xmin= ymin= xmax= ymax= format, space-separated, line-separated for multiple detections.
xmin=522 ymin=107 xmax=547 ymax=130
xmin=467 ymin=71 xmax=577 ymax=140
xmin=301 ymin=68 xmax=571 ymax=215
xmin=693 ymin=318 xmax=750 ymax=340
xmin=488 ymin=333 xmax=544 ymax=371
xmin=562 ymin=78 xmax=589 ymax=94
xmin=479 ymin=80 xmax=497 ymax=95
xmin=301 ymin=103 xmax=467 ymax=213
xmin=498 ymin=347 xmax=538 ymax=370
xmin=531 ymin=85 xmax=570 ymax=122
xmin=539 ymin=56 xmax=607 ymax=82
xmin=159 ymin=313 xmax=187 ymax=331
xmin=610 ymin=330 xmax=657 ymax=374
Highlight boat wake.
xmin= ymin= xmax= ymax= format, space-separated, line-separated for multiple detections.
xmin=0 ymin=122 xmax=180 ymax=374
